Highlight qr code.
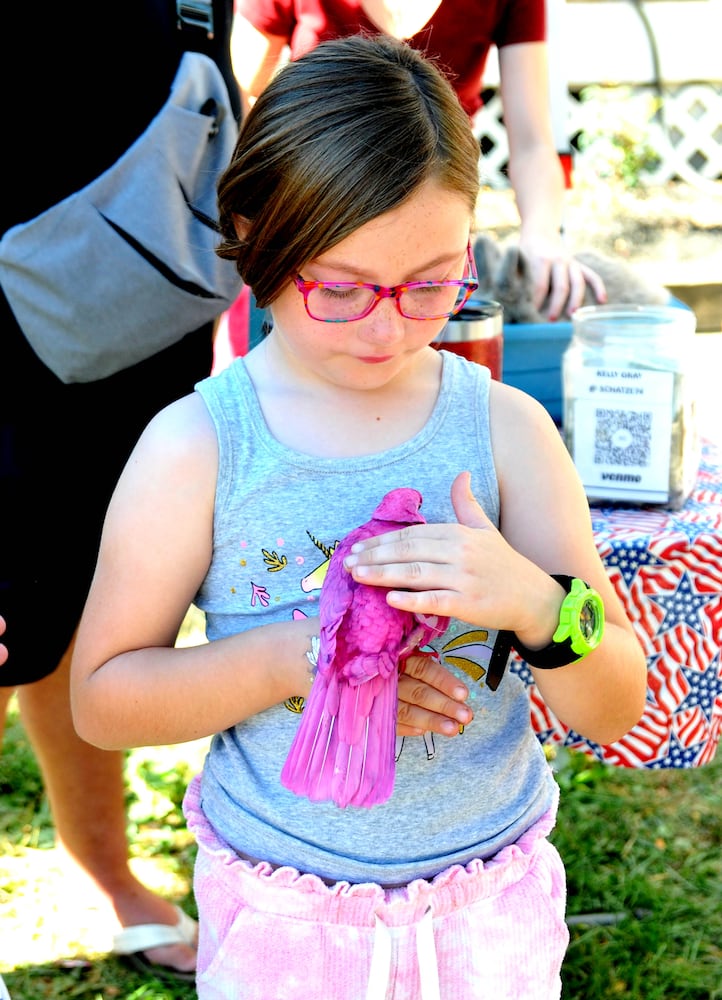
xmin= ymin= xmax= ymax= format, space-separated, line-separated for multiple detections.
xmin=594 ymin=408 xmax=652 ymax=467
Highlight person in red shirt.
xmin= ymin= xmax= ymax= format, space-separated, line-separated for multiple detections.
xmin=231 ymin=0 xmax=606 ymax=321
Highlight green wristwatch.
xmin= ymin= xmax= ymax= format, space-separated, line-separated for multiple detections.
xmin=485 ymin=575 xmax=605 ymax=690
xmin=512 ymin=575 xmax=605 ymax=669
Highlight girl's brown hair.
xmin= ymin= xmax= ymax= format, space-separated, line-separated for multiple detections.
xmin=216 ymin=33 xmax=480 ymax=308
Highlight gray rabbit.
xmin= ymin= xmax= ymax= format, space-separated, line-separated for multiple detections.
xmin=473 ymin=234 xmax=670 ymax=324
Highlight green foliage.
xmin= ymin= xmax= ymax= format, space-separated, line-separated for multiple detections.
xmin=577 ymin=85 xmax=663 ymax=189
xmin=2 ymin=960 xmax=198 ymax=1000
xmin=551 ymin=748 xmax=722 ymax=999
xmin=1 ymin=703 xmax=201 ymax=995
xmin=0 ymin=699 xmax=54 ymax=848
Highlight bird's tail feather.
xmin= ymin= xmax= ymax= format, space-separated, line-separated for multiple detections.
xmin=281 ymin=670 xmax=397 ymax=808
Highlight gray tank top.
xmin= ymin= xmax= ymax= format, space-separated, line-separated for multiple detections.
xmin=194 ymin=349 xmax=556 ymax=885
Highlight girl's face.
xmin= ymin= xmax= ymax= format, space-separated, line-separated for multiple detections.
xmin=266 ymin=180 xmax=474 ymax=392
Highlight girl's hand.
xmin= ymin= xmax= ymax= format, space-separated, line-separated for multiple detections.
xmin=343 ymin=471 xmax=548 ymax=637
xmin=396 ymin=651 xmax=472 ymax=737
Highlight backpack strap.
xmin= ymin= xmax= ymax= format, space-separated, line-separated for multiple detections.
xmin=176 ymin=1 xmax=214 ymax=40
xmin=175 ymin=0 xmax=240 ymax=121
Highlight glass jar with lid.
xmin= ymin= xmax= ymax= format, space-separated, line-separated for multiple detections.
xmin=562 ymin=304 xmax=699 ymax=510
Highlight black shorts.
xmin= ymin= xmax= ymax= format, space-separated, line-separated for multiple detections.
xmin=0 ymin=293 xmax=214 ymax=686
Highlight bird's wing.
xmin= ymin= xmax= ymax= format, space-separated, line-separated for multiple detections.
xmin=281 ymin=488 xmax=449 ymax=808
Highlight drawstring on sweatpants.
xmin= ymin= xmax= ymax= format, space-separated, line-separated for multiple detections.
xmin=365 ymin=907 xmax=440 ymax=1000
xmin=366 ymin=916 xmax=392 ymax=1000
xmin=416 ymin=908 xmax=441 ymax=1000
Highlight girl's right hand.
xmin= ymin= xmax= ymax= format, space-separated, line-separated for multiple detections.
xmin=396 ymin=652 xmax=472 ymax=738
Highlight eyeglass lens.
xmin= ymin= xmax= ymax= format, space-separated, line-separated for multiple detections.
xmin=307 ymin=282 xmax=470 ymax=322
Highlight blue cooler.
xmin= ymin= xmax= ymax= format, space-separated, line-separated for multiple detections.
xmin=502 ymin=321 xmax=573 ymax=425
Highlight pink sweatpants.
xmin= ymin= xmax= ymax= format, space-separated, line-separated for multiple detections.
xmin=184 ymin=774 xmax=568 ymax=1000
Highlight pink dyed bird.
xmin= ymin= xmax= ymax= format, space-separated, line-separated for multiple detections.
xmin=281 ymin=487 xmax=449 ymax=808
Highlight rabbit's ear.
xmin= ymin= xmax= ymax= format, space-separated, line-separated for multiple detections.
xmin=472 ymin=234 xmax=502 ymax=292
xmin=498 ymin=244 xmax=530 ymax=290
xmin=501 ymin=244 xmax=531 ymax=287
xmin=495 ymin=244 xmax=542 ymax=323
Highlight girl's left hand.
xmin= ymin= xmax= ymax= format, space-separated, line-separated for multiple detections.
xmin=397 ymin=651 xmax=472 ymax=737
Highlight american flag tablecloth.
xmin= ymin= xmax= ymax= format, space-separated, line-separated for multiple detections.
xmin=510 ymin=438 xmax=722 ymax=768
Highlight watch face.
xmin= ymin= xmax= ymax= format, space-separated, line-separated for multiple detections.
xmin=551 ymin=577 xmax=605 ymax=660
xmin=580 ymin=599 xmax=599 ymax=641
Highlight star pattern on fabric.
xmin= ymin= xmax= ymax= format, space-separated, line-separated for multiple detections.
xmin=590 ymin=514 xmax=617 ymax=534
xmin=649 ymin=730 xmax=706 ymax=769
xmin=529 ymin=728 xmax=551 ymax=750
xmin=644 ymin=649 xmax=665 ymax=695
xmin=562 ymin=731 xmax=600 ymax=755
xmin=508 ymin=658 xmax=534 ymax=686
xmin=668 ymin=515 xmax=713 ymax=542
xmin=477 ymin=438 xmax=722 ymax=770
xmin=647 ymin=570 xmax=716 ymax=635
xmin=601 ymin=536 xmax=665 ymax=588
xmin=678 ymin=652 xmax=722 ymax=720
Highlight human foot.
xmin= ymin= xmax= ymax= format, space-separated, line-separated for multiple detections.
xmin=113 ymin=904 xmax=197 ymax=980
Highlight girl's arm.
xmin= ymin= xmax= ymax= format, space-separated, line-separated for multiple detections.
xmin=70 ymin=393 xmax=316 ymax=750
xmin=490 ymin=385 xmax=647 ymax=742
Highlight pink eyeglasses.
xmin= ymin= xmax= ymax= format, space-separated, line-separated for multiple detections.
xmin=294 ymin=241 xmax=478 ymax=323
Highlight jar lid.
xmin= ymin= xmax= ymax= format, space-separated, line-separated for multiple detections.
xmin=572 ymin=303 xmax=696 ymax=341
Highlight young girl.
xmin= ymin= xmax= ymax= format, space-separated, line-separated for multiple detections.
xmin=71 ymin=34 xmax=647 ymax=1000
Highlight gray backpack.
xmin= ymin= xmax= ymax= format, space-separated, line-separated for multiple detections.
xmin=0 ymin=4 xmax=241 ymax=383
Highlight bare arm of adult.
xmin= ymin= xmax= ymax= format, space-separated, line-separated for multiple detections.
xmin=344 ymin=382 xmax=648 ymax=747
xmin=70 ymin=394 xmax=469 ymax=750
xmin=359 ymin=0 xmax=443 ymax=39
xmin=231 ymin=14 xmax=289 ymax=118
xmin=499 ymin=42 xmax=606 ymax=319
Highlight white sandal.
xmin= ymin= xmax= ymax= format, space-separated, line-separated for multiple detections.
xmin=112 ymin=904 xmax=198 ymax=982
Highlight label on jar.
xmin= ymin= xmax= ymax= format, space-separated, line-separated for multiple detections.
xmin=566 ymin=364 xmax=676 ymax=503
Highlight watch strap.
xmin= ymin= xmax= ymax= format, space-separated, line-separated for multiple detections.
xmin=512 ymin=575 xmax=587 ymax=669
xmin=486 ymin=629 xmax=513 ymax=691
xmin=485 ymin=575 xmax=588 ymax=689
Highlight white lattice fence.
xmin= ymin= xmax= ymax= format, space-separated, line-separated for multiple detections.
xmin=474 ymin=82 xmax=722 ymax=189
xmin=473 ymin=91 xmax=509 ymax=189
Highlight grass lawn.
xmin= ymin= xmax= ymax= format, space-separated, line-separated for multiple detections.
xmin=551 ymin=746 xmax=722 ymax=999
xmin=2 ymin=610 xmax=721 ymax=999
xmin=0 ymin=694 xmax=205 ymax=1000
